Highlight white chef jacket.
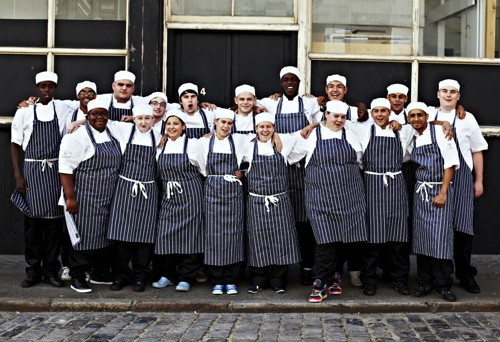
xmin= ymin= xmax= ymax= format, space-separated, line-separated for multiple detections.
xmin=258 ymin=95 xmax=322 ymax=125
xmin=106 ymin=121 xmax=162 ymax=154
xmin=156 ymin=134 xmax=206 ymax=177
xmin=242 ymin=134 xmax=298 ymax=173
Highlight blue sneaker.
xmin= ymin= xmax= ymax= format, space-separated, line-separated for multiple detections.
xmin=212 ymin=284 xmax=224 ymax=295
xmin=152 ymin=277 xmax=174 ymax=289
xmin=226 ymin=284 xmax=238 ymax=295
xmin=175 ymin=281 xmax=190 ymax=292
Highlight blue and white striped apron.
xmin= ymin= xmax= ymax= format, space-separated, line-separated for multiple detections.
xmin=231 ymin=113 xmax=255 ymax=135
xmin=108 ymin=97 xmax=134 ymax=122
xmin=204 ymin=135 xmax=244 ymax=266
xmin=71 ymin=108 xmax=79 ymax=122
xmin=155 ymin=136 xmax=204 ymax=254
xmin=411 ymin=124 xmax=454 ymax=259
xmin=185 ymin=109 xmax=210 ymax=139
xmin=246 ymin=141 xmax=301 ymax=267
xmin=72 ymin=123 xmax=122 ymax=251
xmin=363 ymin=125 xmax=408 ymax=243
xmin=435 ymin=111 xmax=474 ymax=235
xmin=11 ymin=103 xmax=63 ymax=218
xmin=305 ymin=127 xmax=367 ymax=244
xmin=108 ymin=126 xmax=158 ymax=243
xmin=274 ymin=96 xmax=308 ymax=222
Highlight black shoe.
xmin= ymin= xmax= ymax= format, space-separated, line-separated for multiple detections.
xmin=71 ymin=278 xmax=92 ymax=293
xmin=273 ymin=286 xmax=286 ymax=294
xmin=133 ymin=280 xmax=145 ymax=292
xmin=362 ymin=284 xmax=376 ymax=296
xmin=89 ymin=273 xmax=114 ymax=285
xmin=44 ymin=276 xmax=64 ymax=288
xmin=435 ymin=288 xmax=457 ymax=302
xmin=414 ymin=284 xmax=433 ymax=297
xmin=391 ymin=282 xmax=410 ymax=295
xmin=459 ymin=276 xmax=481 ymax=294
xmin=21 ymin=278 xmax=41 ymax=288
xmin=300 ymin=268 xmax=313 ymax=286
xmin=110 ymin=279 xmax=127 ymax=291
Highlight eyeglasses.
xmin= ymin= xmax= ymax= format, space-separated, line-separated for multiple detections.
xmin=88 ymin=111 xmax=109 ymax=118
xmin=116 ymin=82 xmax=134 ymax=88
xmin=79 ymin=90 xmax=96 ymax=96
xmin=150 ymin=101 xmax=167 ymax=108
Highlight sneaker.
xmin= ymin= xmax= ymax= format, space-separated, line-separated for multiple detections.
xmin=71 ymin=278 xmax=92 ymax=293
xmin=350 ymin=271 xmax=363 ymax=287
xmin=273 ymin=287 xmax=286 ymax=294
xmin=152 ymin=276 xmax=174 ymax=289
xmin=308 ymin=279 xmax=328 ymax=303
xmin=133 ymin=280 xmax=145 ymax=293
xmin=248 ymin=285 xmax=263 ymax=294
xmin=175 ymin=281 xmax=191 ymax=292
xmin=328 ymin=273 xmax=343 ymax=295
xmin=435 ymin=288 xmax=457 ymax=302
xmin=89 ymin=273 xmax=113 ymax=285
xmin=196 ymin=269 xmax=208 ymax=283
xmin=226 ymin=284 xmax=238 ymax=295
xmin=212 ymin=284 xmax=224 ymax=295
xmin=60 ymin=267 xmax=71 ymax=281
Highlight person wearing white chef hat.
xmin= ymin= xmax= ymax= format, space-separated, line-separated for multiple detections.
xmin=177 ymin=82 xmax=217 ymax=138
xmin=241 ymin=112 xmax=301 ymax=294
xmin=231 ymin=84 xmax=258 ymax=135
xmin=199 ymin=107 xmax=253 ymax=295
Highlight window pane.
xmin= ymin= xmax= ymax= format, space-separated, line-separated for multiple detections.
xmin=422 ymin=0 xmax=482 ymax=57
xmin=172 ymin=0 xmax=231 ymax=16
xmin=55 ymin=0 xmax=126 ymax=48
xmin=234 ymin=0 xmax=293 ymax=17
xmin=312 ymin=0 xmax=413 ymax=55
xmin=0 ymin=0 xmax=47 ymax=47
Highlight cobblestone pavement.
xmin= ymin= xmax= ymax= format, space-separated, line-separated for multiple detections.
xmin=0 ymin=312 xmax=499 ymax=341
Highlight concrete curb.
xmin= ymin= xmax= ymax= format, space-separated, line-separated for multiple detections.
xmin=0 ymin=298 xmax=499 ymax=313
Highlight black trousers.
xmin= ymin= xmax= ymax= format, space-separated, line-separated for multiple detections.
xmin=153 ymin=253 xmax=201 ymax=284
xmin=416 ymin=254 xmax=453 ymax=290
xmin=312 ymin=242 xmax=341 ymax=286
xmin=113 ymin=241 xmax=153 ymax=282
xmin=335 ymin=242 xmax=364 ymax=274
xmin=249 ymin=264 xmax=289 ymax=289
xmin=152 ymin=254 xmax=178 ymax=283
xmin=296 ymin=221 xmax=315 ymax=270
xmin=453 ymin=231 xmax=477 ymax=280
xmin=206 ymin=262 xmax=241 ymax=285
xmin=24 ymin=216 xmax=63 ymax=280
xmin=362 ymin=242 xmax=410 ymax=287
xmin=60 ymin=223 xmax=71 ymax=267
xmin=68 ymin=246 xmax=114 ymax=280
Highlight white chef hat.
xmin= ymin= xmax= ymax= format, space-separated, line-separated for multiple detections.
xmin=326 ymin=100 xmax=349 ymax=114
xmin=146 ymin=91 xmax=168 ymax=104
xmin=87 ymin=99 xmax=108 ymax=112
xmin=76 ymin=81 xmax=97 ymax=96
xmin=326 ymin=74 xmax=347 ymax=87
xmin=35 ymin=71 xmax=58 ymax=85
xmin=279 ymin=66 xmax=301 ymax=80
xmin=234 ymin=84 xmax=256 ymax=97
xmin=132 ymin=103 xmax=153 ymax=117
xmin=254 ymin=112 xmax=275 ymax=126
xmin=165 ymin=109 xmax=187 ymax=124
xmin=370 ymin=98 xmax=391 ymax=110
xmin=114 ymin=70 xmax=136 ymax=83
xmin=215 ymin=108 xmax=235 ymax=121
xmin=386 ymin=83 xmax=408 ymax=96
xmin=178 ymin=83 xmax=199 ymax=96
xmin=406 ymin=102 xmax=429 ymax=114
xmin=438 ymin=79 xmax=460 ymax=91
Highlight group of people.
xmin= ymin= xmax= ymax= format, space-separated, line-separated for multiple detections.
xmin=10 ymin=66 xmax=487 ymax=303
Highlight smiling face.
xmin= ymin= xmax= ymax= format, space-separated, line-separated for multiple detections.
xmin=112 ymin=79 xmax=135 ymax=103
xmin=165 ymin=115 xmax=186 ymax=140
xmin=387 ymin=93 xmax=407 ymax=114
xmin=325 ymin=81 xmax=348 ymax=101
xmin=325 ymin=111 xmax=347 ymax=131
xmin=408 ymin=109 xmax=429 ymax=134
xmin=36 ymin=81 xmax=57 ymax=105
xmin=370 ymin=106 xmax=391 ymax=129
xmin=215 ymin=118 xmax=233 ymax=139
xmin=77 ymin=87 xmax=97 ymax=112
xmin=149 ymin=96 xmax=167 ymax=122
xmin=256 ymin=121 xmax=275 ymax=143
xmin=87 ymin=108 xmax=109 ymax=132
xmin=234 ymin=92 xmax=256 ymax=115
xmin=280 ymin=73 xmax=300 ymax=99
xmin=180 ymin=92 xmax=199 ymax=115
xmin=133 ymin=114 xmax=154 ymax=133
xmin=437 ymin=86 xmax=460 ymax=111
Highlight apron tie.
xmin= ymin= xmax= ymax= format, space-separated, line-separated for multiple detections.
xmin=166 ymin=181 xmax=183 ymax=199
xmin=208 ymin=174 xmax=243 ymax=186
xmin=119 ymin=175 xmax=155 ymax=199
xmin=364 ymin=170 xmax=402 ymax=187
xmin=249 ymin=191 xmax=287 ymax=212
xmin=25 ymin=158 xmax=58 ymax=172
xmin=416 ymin=181 xmax=443 ymax=202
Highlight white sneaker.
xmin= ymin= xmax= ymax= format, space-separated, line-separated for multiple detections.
xmin=350 ymin=271 xmax=363 ymax=287
xmin=60 ymin=266 xmax=71 ymax=281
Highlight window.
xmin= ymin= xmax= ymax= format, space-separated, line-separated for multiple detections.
xmin=172 ymin=0 xmax=294 ymax=17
